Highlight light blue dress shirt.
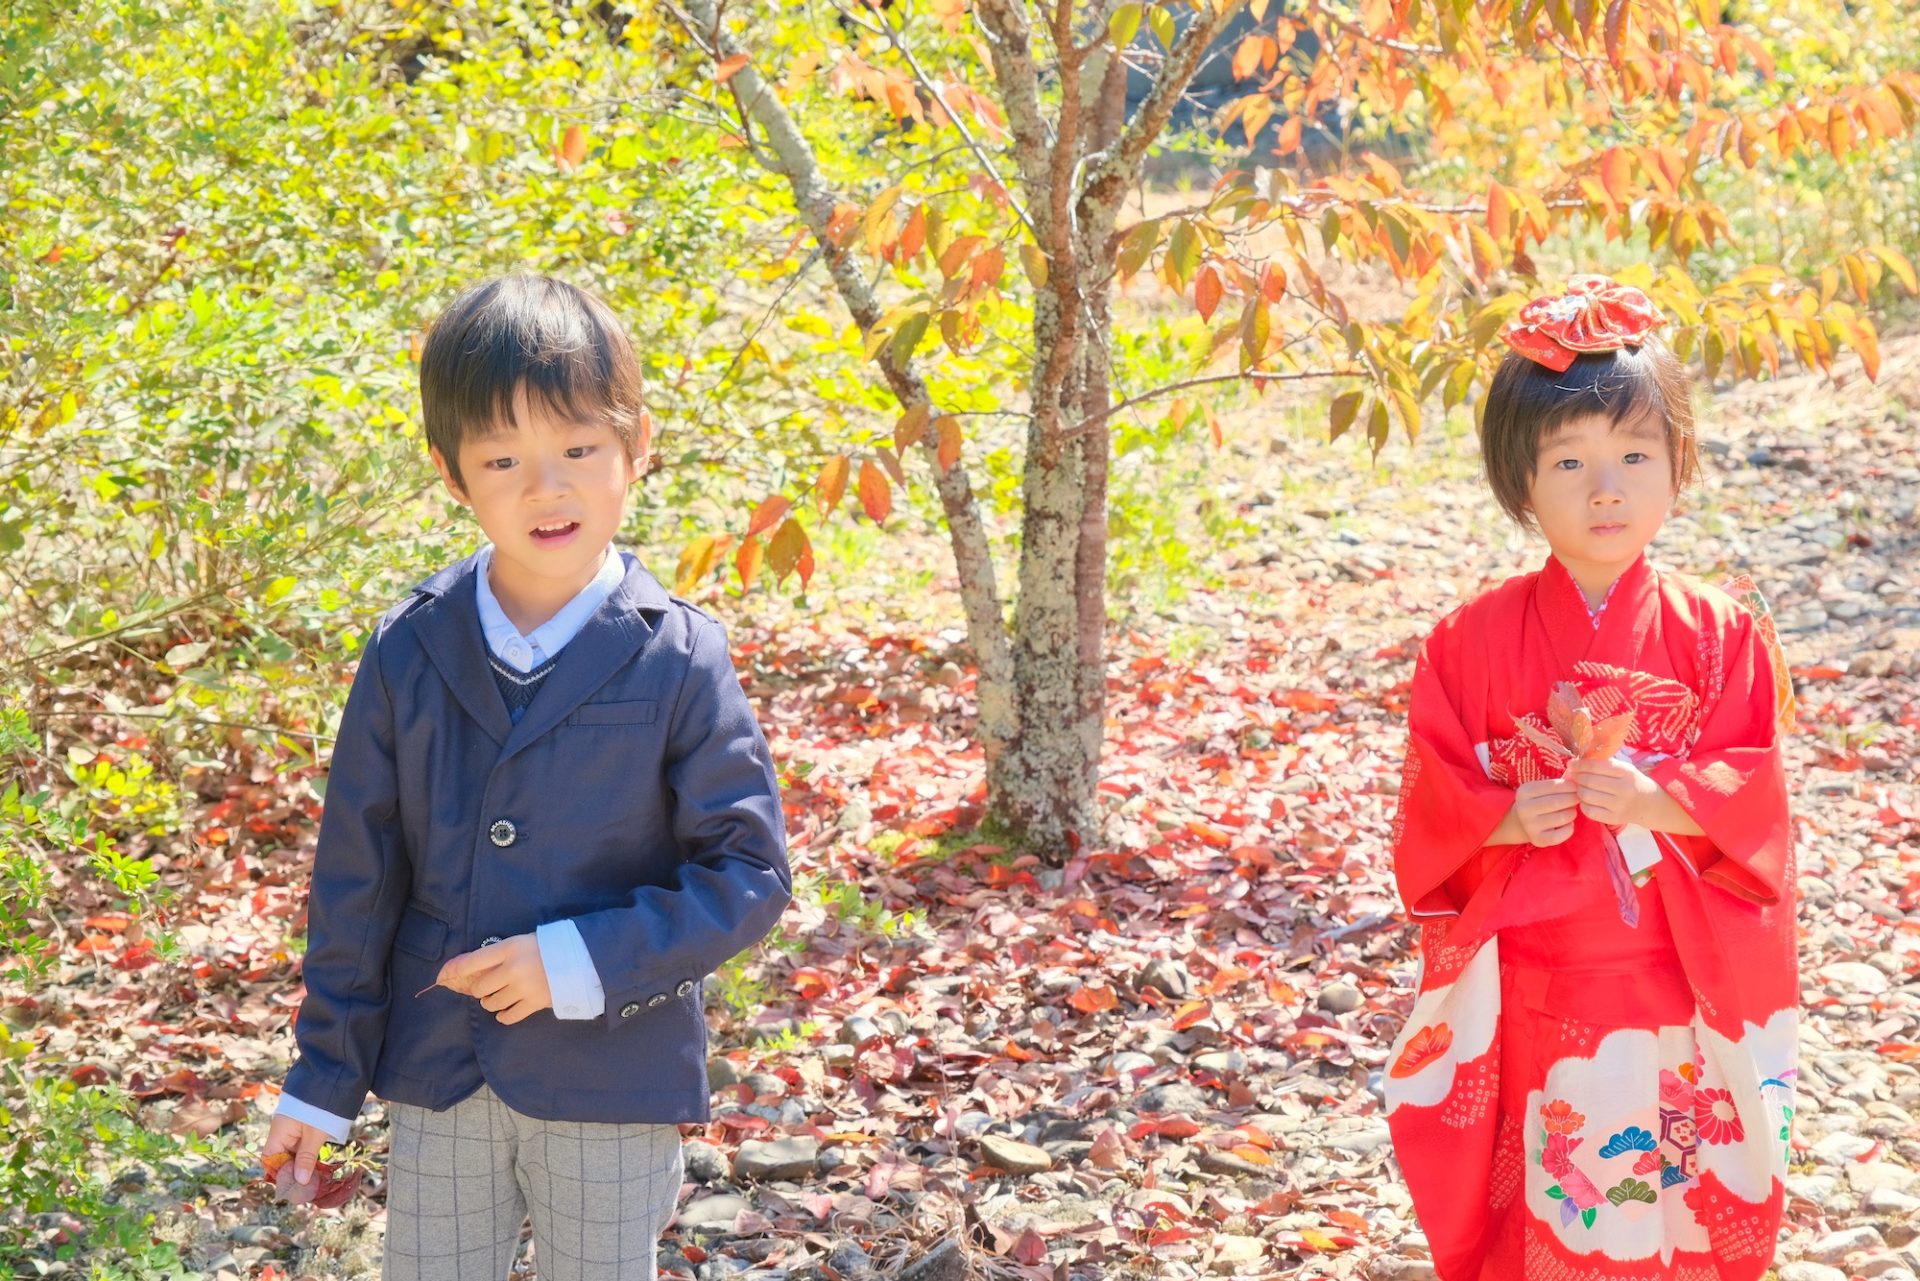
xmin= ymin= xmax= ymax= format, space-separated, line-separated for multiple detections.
xmin=275 ymin=544 xmax=627 ymax=1141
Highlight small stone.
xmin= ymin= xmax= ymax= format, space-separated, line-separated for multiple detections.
xmin=1813 ymin=1131 xmax=1878 ymax=1161
xmin=836 ymin=799 xmax=872 ymax=830
xmin=1192 ymin=1050 xmax=1248 ymax=1075
xmin=838 ymin=1016 xmax=882 ymax=1046
xmin=1820 ymin=961 xmax=1893 ymax=996
xmin=1808 ymin=1225 xmax=1887 ymax=1263
xmin=979 ymin=1134 xmax=1052 ymax=1175
xmin=228 ymin=1225 xmax=289 ymax=1247
xmin=678 ymin=1193 xmax=750 ymax=1230
xmin=744 ymin=1072 xmax=787 ymax=1097
xmin=1327 ymin=1121 xmax=1393 ymax=1158
xmin=1866 ymin=1186 xmax=1920 ymax=1215
xmin=1317 ymin=982 xmax=1365 ymax=1015
xmin=734 ymin=1137 xmax=819 ymax=1182
xmin=707 ymin=1057 xmax=741 ymax=1090
xmin=899 ymin=1239 xmax=968 ymax=1281
xmin=1104 ymin=1050 xmax=1156 ymax=1078
xmin=826 ymin=1242 xmax=876 ymax=1280
xmin=684 ymin=1140 xmax=729 ymax=1184
xmin=1778 ymin=1264 xmax=1848 ymax=1281
xmin=1368 ymin=1262 xmax=1438 ymax=1281
xmin=1137 ymin=958 xmax=1194 ymax=999
xmin=1210 ymin=1234 xmax=1266 ymax=1274
xmin=1138 ymin=1082 xmax=1212 ymax=1114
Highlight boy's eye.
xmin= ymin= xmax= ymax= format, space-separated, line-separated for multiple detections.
xmin=566 ymin=446 xmax=595 ymax=459
xmin=485 ymin=458 xmax=516 ymax=470
xmin=1553 ymin=458 xmax=1582 ymax=471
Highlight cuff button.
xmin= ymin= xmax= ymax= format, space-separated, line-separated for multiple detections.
xmin=647 ymin=993 xmax=669 ymax=1008
xmin=619 ymin=1002 xmax=641 ymax=1018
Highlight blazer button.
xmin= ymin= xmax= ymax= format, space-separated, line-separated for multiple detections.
xmin=481 ymin=936 xmax=503 ymax=947
xmin=488 ymin=819 xmax=517 ymax=847
xmin=675 ymin=979 xmax=695 ymax=998
xmin=619 ymin=1002 xmax=641 ymax=1018
xmin=647 ymin=993 xmax=669 ymax=1008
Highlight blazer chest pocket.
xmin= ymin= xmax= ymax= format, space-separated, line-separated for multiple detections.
xmin=391 ymin=905 xmax=449 ymax=960
xmin=569 ymin=699 xmax=658 ymax=727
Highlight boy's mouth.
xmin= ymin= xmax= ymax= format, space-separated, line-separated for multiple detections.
xmin=530 ymin=520 xmax=581 ymax=542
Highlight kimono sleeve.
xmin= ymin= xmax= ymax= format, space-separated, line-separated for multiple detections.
xmin=1645 ymin=604 xmax=1789 ymax=905
xmin=1392 ymin=613 xmax=1521 ymax=918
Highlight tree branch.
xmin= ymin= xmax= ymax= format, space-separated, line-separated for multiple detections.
xmin=1065 ymin=367 xmax=1368 ymax=438
xmin=664 ymin=0 xmax=1016 ymax=731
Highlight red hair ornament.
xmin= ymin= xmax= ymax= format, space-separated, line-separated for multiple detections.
xmin=1499 ymin=275 xmax=1665 ymax=372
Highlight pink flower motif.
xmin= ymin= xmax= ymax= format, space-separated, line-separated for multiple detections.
xmin=1542 ymin=1132 xmax=1580 ymax=1180
xmin=1695 ymin=1087 xmax=1745 ymax=1145
xmin=1557 ymin=1164 xmax=1606 ymax=1210
xmin=1659 ymin=1067 xmax=1694 ymax=1113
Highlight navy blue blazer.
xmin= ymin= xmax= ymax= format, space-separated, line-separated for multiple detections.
xmin=283 ymin=549 xmax=791 ymax=1125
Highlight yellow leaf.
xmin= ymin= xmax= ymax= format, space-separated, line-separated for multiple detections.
xmin=1870 ymin=244 xmax=1918 ymax=295
xmin=1019 ymin=243 xmax=1049 ymax=287
xmin=816 ymin=456 xmax=850 ymax=516
xmin=936 ymin=416 xmax=962 ymax=473
xmin=895 ymin=403 xmax=930 ymax=449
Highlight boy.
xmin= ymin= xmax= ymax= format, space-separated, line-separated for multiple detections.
xmin=261 ymin=274 xmax=792 ymax=1280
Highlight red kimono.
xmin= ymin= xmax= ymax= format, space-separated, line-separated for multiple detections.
xmin=1385 ymin=554 xmax=1796 ymax=1281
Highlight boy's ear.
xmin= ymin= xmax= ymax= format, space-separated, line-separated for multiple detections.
xmin=428 ymin=446 xmax=470 ymax=506
xmin=629 ymin=409 xmax=654 ymax=483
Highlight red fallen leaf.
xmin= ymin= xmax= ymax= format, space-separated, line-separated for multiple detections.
xmin=82 ymin=914 xmax=130 ymax=932
xmin=70 ymin=1064 xmax=110 ymax=1087
xmin=1877 ymin=1041 xmax=1920 ymax=1062
xmin=1278 ymin=690 xmax=1338 ymax=712
xmin=1090 ymin=1127 xmax=1129 ymax=1169
xmin=1583 ymin=711 xmax=1634 ymax=760
xmin=680 ymin=1245 xmax=708 ymax=1265
xmin=1171 ymin=1001 xmax=1213 ymax=1031
xmin=1067 ymin=984 xmax=1118 ymax=1015
xmin=1791 ymin=664 xmax=1846 ymax=682
xmin=1326 ymin=1208 xmax=1369 ymax=1232
xmin=265 ymin=1154 xmax=364 ymax=1209
xmin=1009 ymin=1227 xmax=1047 ymax=1265
xmin=1229 ymin=1143 xmax=1272 ymax=1165
xmin=789 ymin=967 xmax=832 ymax=1001
xmin=1002 ymin=1038 xmax=1034 ymax=1062
xmin=74 ymin=934 xmax=117 ymax=953
xmin=1138 ymin=1112 xmax=1203 ymax=1140
xmin=716 ymin=1112 xmax=772 ymax=1134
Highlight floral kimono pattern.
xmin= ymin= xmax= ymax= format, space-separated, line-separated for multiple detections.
xmin=1384 ymin=556 xmax=1796 ymax=1280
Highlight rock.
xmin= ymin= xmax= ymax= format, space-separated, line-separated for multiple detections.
xmin=838 ymin=1016 xmax=882 ymax=1046
xmin=979 ymin=1134 xmax=1052 ymax=1175
xmin=1137 ymin=958 xmax=1194 ymax=999
xmin=707 ymin=1057 xmax=741 ymax=1090
xmin=1210 ymin=1234 xmax=1266 ymax=1274
xmin=1813 ymin=1131 xmax=1878 ymax=1161
xmin=696 ymin=1259 xmax=752 ymax=1281
xmin=1866 ymin=1186 xmax=1920 ymax=1215
xmin=684 ymin=1140 xmax=729 ymax=1184
xmin=1808 ymin=1225 xmax=1888 ymax=1263
xmin=734 ymin=1137 xmax=819 ymax=1182
xmin=1192 ymin=1050 xmax=1248 ymax=1075
xmin=1778 ymin=1264 xmax=1848 ymax=1281
xmin=1847 ymin=1161 xmax=1920 ymax=1195
xmin=228 ymin=1225 xmax=289 ymax=1247
xmin=1820 ymin=961 xmax=1893 ymax=995
xmin=678 ymin=1193 xmax=750 ymax=1231
xmin=1327 ymin=1121 xmax=1393 ymax=1158
xmin=826 ymin=1242 xmax=876 ymax=1280
xmin=1317 ymin=982 xmax=1365 ymax=1015
xmin=835 ymin=799 xmax=872 ymax=830
xmin=1138 ymin=1082 xmax=1212 ymax=1114
xmin=1104 ymin=1050 xmax=1156 ymax=1078
xmin=1195 ymin=1147 xmax=1271 ymax=1178
xmin=744 ymin=1072 xmax=787 ymax=1097
xmin=1369 ymin=1261 xmax=1438 ymax=1281
xmin=899 ymin=1239 xmax=968 ymax=1281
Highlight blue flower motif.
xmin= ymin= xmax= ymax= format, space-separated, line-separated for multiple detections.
xmin=1598 ymin=1126 xmax=1657 ymax=1158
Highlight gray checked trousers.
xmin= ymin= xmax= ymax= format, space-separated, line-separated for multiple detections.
xmin=382 ymin=1085 xmax=683 ymax=1281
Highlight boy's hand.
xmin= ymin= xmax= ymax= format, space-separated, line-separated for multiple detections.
xmin=1566 ymin=756 xmax=1659 ymax=827
xmin=262 ymin=1112 xmax=330 ymax=1187
xmin=435 ymin=934 xmax=553 ymax=1024
xmin=1510 ymin=777 xmax=1580 ymax=846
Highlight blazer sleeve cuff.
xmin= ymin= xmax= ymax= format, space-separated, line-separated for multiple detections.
xmin=536 ymin=919 xmax=607 ymax=1020
xmin=273 ymin=1091 xmax=356 ymax=1143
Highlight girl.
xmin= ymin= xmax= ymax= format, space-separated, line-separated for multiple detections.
xmin=1383 ymin=276 xmax=1797 ymax=1280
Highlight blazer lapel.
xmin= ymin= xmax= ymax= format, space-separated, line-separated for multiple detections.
xmin=409 ymin=552 xmax=515 ymax=747
xmin=497 ymin=552 xmax=674 ymax=763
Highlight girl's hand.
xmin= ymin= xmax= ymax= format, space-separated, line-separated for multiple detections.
xmin=1509 ymin=777 xmax=1580 ymax=846
xmin=1566 ymin=756 xmax=1659 ymax=826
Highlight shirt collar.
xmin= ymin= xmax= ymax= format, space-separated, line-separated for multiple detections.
xmin=473 ymin=543 xmax=627 ymax=670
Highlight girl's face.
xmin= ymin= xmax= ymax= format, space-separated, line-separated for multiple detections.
xmin=1526 ymin=410 xmax=1674 ymax=585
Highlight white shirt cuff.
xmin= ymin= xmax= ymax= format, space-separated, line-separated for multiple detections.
xmin=536 ymin=919 xmax=606 ymax=1020
xmin=273 ymin=1092 xmax=355 ymax=1143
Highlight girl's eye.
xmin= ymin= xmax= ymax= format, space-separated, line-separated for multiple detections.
xmin=1624 ymin=451 xmax=1649 ymax=464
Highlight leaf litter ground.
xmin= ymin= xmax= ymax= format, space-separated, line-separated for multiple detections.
xmin=10 ymin=338 xmax=1920 ymax=1280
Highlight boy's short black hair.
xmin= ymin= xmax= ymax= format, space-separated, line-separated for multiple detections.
xmin=420 ymin=274 xmax=646 ymax=491
xmin=1479 ymin=337 xmax=1699 ymax=529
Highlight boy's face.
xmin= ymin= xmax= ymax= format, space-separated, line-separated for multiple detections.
xmin=430 ymin=384 xmax=645 ymax=605
xmin=1525 ymin=409 xmax=1673 ymax=580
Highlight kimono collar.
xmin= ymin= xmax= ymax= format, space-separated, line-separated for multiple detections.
xmin=1537 ymin=553 xmax=1659 ymax=675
